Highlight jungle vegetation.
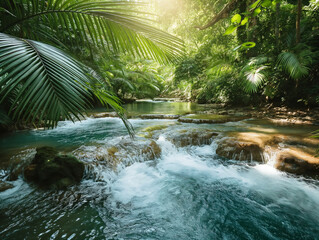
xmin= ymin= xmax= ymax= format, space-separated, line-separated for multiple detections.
xmin=0 ymin=0 xmax=319 ymax=130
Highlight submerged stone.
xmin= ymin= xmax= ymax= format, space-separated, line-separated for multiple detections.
xmin=24 ymin=147 xmax=84 ymax=189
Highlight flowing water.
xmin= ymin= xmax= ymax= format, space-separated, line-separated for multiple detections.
xmin=1 ymin=101 xmax=319 ymax=240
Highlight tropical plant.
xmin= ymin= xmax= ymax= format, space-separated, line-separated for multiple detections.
xmin=241 ymin=56 xmax=269 ymax=93
xmin=0 ymin=0 xmax=184 ymax=131
xmin=277 ymin=44 xmax=313 ymax=80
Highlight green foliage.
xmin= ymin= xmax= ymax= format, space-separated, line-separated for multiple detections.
xmin=277 ymin=44 xmax=313 ymax=79
xmin=241 ymin=57 xmax=269 ymax=93
xmin=0 ymin=0 xmax=184 ymax=63
xmin=0 ymin=33 xmax=92 ymax=127
xmin=169 ymin=0 xmax=319 ymax=107
xmin=0 ymin=0 xmax=185 ymax=132
xmin=197 ymin=72 xmax=250 ymax=105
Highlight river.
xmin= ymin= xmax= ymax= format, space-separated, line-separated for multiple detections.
xmin=0 ymin=101 xmax=319 ymax=240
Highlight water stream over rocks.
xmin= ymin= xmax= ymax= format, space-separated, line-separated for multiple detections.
xmin=1 ymin=101 xmax=319 ymax=240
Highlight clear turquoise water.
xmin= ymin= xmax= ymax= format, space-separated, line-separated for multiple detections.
xmin=0 ymin=102 xmax=319 ymax=240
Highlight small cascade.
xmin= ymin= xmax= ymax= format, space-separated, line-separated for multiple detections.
xmin=263 ymin=145 xmax=281 ymax=167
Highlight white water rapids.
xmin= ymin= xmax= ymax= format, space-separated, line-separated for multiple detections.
xmin=1 ymin=117 xmax=319 ymax=240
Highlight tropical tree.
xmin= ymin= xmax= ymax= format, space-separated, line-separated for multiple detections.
xmin=0 ymin=0 xmax=184 ymax=131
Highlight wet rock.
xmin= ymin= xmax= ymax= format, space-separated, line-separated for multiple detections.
xmin=139 ymin=114 xmax=180 ymax=120
xmin=106 ymin=146 xmax=120 ymax=168
xmin=275 ymin=149 xmax=319 ymax=177
xmin=178 ymin=114 xmax=248 ymax=124
xmin=216 ymin=139 xmax=264 ymax=162
xmin=7 ymin=149 xmax=36 ymax=181
xmin=73 ymin=139 xmax=162 ymax=174
xmin=142 ymin=140 xmax=161 ymax=159
xmin=0 ymin=180 xmax=14 ymax=192
xmin=24 ymin=147 xmax=84 ymax=189
xmin=91 ymin=112 xmax=118 ymax=118
xmin=167 ymin=129 xmax=218 ymax=147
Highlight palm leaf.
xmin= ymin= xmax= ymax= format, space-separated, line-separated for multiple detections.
xmin=1 ymin=0 xmax=184 ymax=63
xmin=0 ymin=107 xmax=12 ymax=125
xmin=243 ymin=66 xmax=268 ymax=93
xmin=241 ymin=57 xmax=269 ymax=93
xmin=277 ymin=47 xmax=312 ymax=79
xmin=0 ymin=33 xmax=131 ymax=130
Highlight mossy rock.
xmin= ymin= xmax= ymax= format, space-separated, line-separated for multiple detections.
xmin=24 ymin=147 xmax=84 ymax=189
xmin=140 ymin=124 xmax=170 ymax=138
xmin=32 ymin=146 xmax=58 ymax=165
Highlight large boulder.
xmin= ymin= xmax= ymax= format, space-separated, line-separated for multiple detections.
xmin=216 ymin=139 xmax=264 ymax=162
xmin=24 ymin=147 xmax=84 ymax=189
xmin=275 ymin=149 xmax=319 ymax=177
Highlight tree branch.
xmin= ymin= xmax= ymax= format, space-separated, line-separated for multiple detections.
xmin=195 ymin=0 xmax=240 ymax=30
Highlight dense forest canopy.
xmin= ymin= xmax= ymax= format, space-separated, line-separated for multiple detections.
xmin=157 ymin=0 xmax=319 ymax=107
xmin=0 ymin=0 xmax=319 ymax=130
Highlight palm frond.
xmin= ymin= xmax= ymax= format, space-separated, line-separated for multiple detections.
xmin=1 ymin=0 xmax=185 ymax=63
xmin=0 ymin=107 xmax=11 ymax=125
xmin=0 ymin=33 xmax=129 ymax=129
xmin=92 ymin=87 xmax=134 ymax=137
xmin=206 ymin=60 xmax=232 ymax=77
xmin=112 ymin=78 xmax=135 ymax=90
xmin=277 ymin=50 xmax=312 ymax=79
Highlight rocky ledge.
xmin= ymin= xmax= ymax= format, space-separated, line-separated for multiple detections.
xmin=90 ymin=111 xmax=250 ymax=124
xmin=215 ymin=132 xmax=319 ymax=177
xmin=139 ymin=114 xmax=180 ymax=120
xmin=275 ymin=149 xmax=319 ymax=177
xmin=178 ymin=114 xmax=249 ymax=124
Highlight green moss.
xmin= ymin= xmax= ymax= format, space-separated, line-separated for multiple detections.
xmin=143 ymin=125 xmax=169 ymax=132
xmin=140 ymin=124 xmax=173 ymax=138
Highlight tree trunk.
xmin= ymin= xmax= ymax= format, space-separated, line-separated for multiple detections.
xmin=237 ymin=0 xmax=247 ymax=43
xmin=296 ymin=0 xmax=302 ymax=44
xmin=247 ymin=0 xmax=258 ymax=58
